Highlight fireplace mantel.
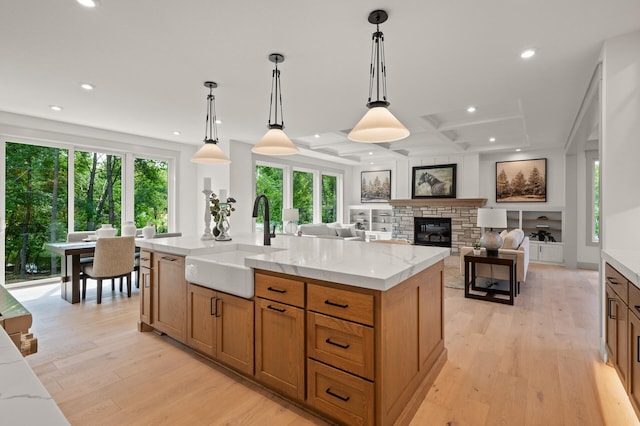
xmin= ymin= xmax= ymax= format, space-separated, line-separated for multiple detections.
xmin=389 ymin=198 xmax=487 ymax=208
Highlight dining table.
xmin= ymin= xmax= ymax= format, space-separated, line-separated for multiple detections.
xmin=45 ymin=241 xmax=97 ymax=303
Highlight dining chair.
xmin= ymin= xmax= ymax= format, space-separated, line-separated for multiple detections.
xmin=81 ymin=236 xmax=135 ymax=304
xmin=67 ymin=231 xmax=97 ymax=267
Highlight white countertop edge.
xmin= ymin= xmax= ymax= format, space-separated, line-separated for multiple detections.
xmin=602 ymin=249 xmax=640 ymax=287
xmin=0 ymin=330 xmax=69 ymax=425
xmin=246 ymin=251 xmax=448 ymax=291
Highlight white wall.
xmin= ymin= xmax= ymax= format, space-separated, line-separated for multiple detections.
xmin=601 ymin=31 xmax=640 ymax=251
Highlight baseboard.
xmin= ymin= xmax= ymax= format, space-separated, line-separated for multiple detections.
xmin=577 ymin=262 xmax=599 ymax=270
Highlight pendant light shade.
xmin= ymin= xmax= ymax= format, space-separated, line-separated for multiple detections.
xmin=252 ymin=53 xmax=299 ymax=156
xmin=348 ymin=10 xmax=409 ymax=143
xmin=191 ymin=81 xmax=231 ymax=164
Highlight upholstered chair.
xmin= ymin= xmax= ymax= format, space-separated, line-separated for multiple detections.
xmin=81 ymin=236 xmax=135 ymax=304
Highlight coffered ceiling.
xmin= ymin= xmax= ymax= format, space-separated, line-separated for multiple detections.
xmin=1 ymin=1 xmax=639 ymax=165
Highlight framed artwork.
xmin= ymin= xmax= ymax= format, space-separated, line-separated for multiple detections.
xmin=411 ymin=164 xmax=457 ymax=198
xmin=496 ymin=158 xmax=547 ymax=203
xmin=361 ymin=170 xmax=391 ymax=203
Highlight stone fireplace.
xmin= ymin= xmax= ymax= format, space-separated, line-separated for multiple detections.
xmin=389 ymin=199 xmax=486 ymax=254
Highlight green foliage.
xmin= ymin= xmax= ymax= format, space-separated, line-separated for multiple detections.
xmin=293 ymin=171 xmax=313 ymax=224
xmin=5 ymin=143 xmax=68 ymax=282
xmin=255 ymin=165 xmax=283 ymax=230
xmin=134 ymin=159 xmax=168 ymax=233
xmin=322 ymin=175 xmax=337 ymax=223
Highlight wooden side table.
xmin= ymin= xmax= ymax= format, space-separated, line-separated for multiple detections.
xmin=464 ymin=252 xmax=517 ymax=305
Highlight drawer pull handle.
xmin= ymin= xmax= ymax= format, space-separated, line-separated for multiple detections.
xmin=325 ymin=300 xmax=349 ymax=309
xmin=608 ymin=298 xmax=616 ymax=320
xmin=210 ymin=297 xmax=217 ymax=316
xmin=161 ymin=256 xmax=177 ymax=262
xmin=638 ymin=336 xmax=640 ymax=363
xmin=325 ymin=338 xmax=350 ymax=349
xmin=325 ymin=388 xmax=350 ymax=402
xmin=267 ymin=286 xmax=287 ymax=294
xmin=607 ymin=276 xmax=619 ymax=285
xmin=140 ymin=257 xmax=149 ymax=261
xmin=267 ymin=305 xmax=286 ymax=313
xmin=636 ymin=306 xmax=640 ymax=314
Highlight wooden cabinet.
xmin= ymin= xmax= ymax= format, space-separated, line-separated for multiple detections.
xmin=139 ymin=250 xmax=153 ymax=327
xmin=254 ymin=272 xmax=305 ymax=401
xmin=605 ymin=281 xmax=628 ymax=384
xmin=628 ymin=291 xmax=640 ymax=414
xmin=187 ymin=283 xmax=254 ymax=375
xmin=153 ymin=253 xmax=187 ymax=343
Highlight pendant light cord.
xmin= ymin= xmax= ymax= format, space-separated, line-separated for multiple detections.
xmin=268 ymin=58 xmax=284 ymax=128
xmin=204 ymin=85 xmax=218 ymax=143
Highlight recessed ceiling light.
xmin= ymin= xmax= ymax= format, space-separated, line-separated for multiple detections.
xmin=466 ymin=106 xmax=476 ymax=113
xmin=76 ymin=0 xmax=99 ymax=7
xmin=50 ymin=105 xmax=63 ymax=111
xmin=370 ymin=162 xmax=374 ymax=165
xmin=314 ymin=134 xmax=320 ymax=138
xmin=489 ymin=137 xmax=496 ymax=142
xmin=368 ymin=152 xmax=373 ymax=155
xmin=515 ymin=148 xmax=522 ymax=152
xmin=215 ymin=119 xmax=222 ymax=124
xmin=172 ymin=131 xmax=181 ymax=136
xmin=80 ymin=82 xmax=94 ymax=90
xmin=520 ymin=49 xmax=536 ymax=59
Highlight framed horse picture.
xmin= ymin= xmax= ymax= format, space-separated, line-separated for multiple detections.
xmin=412 ymin=164 xmax=457 ymax=199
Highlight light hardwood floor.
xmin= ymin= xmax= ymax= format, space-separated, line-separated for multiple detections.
xmin=9 ymin=260 xmax=640 ymax=425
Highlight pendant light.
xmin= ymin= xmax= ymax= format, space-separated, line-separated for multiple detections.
xmin=191 ymin=81 xmax=231 ymax=164
xmin=252 ymin=53 xmax=299 ymax=156
xmin=348 ymin=10 xmax=410 ymax=143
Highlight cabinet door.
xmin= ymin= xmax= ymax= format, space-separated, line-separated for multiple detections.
xmin=629 ymin=310 xmax=640 ymax=412
xmin=153 ymin=254 xmax=187 ymax=342
xmin=140 ymin=266 xmax=152 ymax=326
xmin=606 ymin=284 xmax=628 ymax=385
xmin=539 ymin=244 xmax=563 ymax=263
xmin=529 ymin=241 xmax=540 ymax=261
xmin=255 ymin=298 xmax=305 ymax=401
xmin=216 ymin=292 xmax=254 ymax=375
xmin=187 ymin=284 xmax=216 ymax=357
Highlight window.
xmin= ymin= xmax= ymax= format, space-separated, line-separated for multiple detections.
xmin=586 ymin=150 xmax=599 ymax=244
xmin=5 ymin=142 xmax=68 ymax=284
xmin=134 ymin=158 xmax=169 ymax=233
xmin=322 ymin=174 xmax=338 ymax=223
xmin=255 ymin=164 xmax=284 ymax=232
xmin=293 ymin=170 xmax=314 ymax=224
xmin=74 ymin=150 xmax=122 ymax=231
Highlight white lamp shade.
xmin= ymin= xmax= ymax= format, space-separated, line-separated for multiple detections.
xmin=282 ymin=208 xmax=299 ymax=222
xmin=477 ymin=208 xmax=507 ymax=229
xmin=348 ymin=106 xmax=410 ymax=143
xmin=191 ymin=142 xmax=231 ymax=164
xmin=252 ymin=128 xmax=299 ymax=155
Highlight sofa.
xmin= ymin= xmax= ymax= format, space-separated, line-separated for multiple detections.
xmin=297 ymin=222 xmax=366 ymax=241
xmin=459 ymin=228 xmax=530 ymax=285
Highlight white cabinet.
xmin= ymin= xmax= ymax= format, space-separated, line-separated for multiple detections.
xmin=348 ymin=205 xmax=392 ymax=239
xmin=529 ymin=241 xmax=564 ymax=263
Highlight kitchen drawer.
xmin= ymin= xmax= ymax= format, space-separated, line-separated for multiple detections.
xmin=255 ymin=272 xmax=304 ymax=308
xmin=307 ymin=284 xmax=374 ymax=326
xmin=307 ymin=359 xmax=374 ymax=426
xmin=139 ymin=249 xmax=152 ymax=269
xmin=307 ymin=312 xmax=374 ymax=380
xmin=630 ymin=283 xmax=640 ymax=318
xmin=606 ymin=263 xmax=629 ymax=304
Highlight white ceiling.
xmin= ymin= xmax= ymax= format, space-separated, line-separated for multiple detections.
xmin=1 ymin=1 xmax=639 ymax=165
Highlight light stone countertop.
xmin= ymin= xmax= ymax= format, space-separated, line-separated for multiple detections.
xmin=602 ymin=249 xmax=640 ymax=287
xmin=137 ymin=233 xmax=450 ymax=291
xmin=0 ymin=328 xmax=69 ymax=425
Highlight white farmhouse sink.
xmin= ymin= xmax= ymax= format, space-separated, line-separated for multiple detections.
xmin=185 ymin=246 xmax=282 ymax=298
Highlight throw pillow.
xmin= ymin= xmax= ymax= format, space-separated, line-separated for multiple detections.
xmin=500 ymin=229 xmax=508 ymax=240
xmin=336 ymin=228 xmax=353 ymax=238
xmin=502 ymin=229 xmax=525 ymax=249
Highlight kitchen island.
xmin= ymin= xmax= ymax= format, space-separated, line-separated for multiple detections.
xmin=136 ymin=234 xmax=449 ymax=425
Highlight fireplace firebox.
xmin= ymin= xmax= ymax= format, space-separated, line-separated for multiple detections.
xmin=414 ymin=217 xmax=452 ymax=247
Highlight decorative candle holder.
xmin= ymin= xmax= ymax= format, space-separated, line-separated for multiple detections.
xmin=201 ymin=189 xmax=214 ymax=240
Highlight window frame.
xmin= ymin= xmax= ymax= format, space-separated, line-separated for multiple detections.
xmin=585 ymin=150 xmax=599 ymax=246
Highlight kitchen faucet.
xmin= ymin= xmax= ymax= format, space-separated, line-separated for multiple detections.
xmin=252 ymin=194 xmax=275 ymax=246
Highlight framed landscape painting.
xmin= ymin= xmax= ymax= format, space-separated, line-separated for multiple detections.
xmin=412 ymin=164 xmax=457 ymax=198
xmin=361 ymin=170 xmax=391 ymax=203
xmin=496 ymin=158 xmax=547 ymax=203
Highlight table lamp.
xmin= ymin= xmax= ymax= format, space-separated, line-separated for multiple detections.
xmin=282 ymin=208 xmax=299 ymax=234
xmin=477 ymin=208 xmax=507 ymax=256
